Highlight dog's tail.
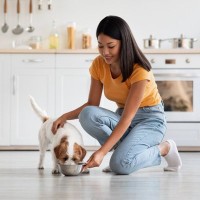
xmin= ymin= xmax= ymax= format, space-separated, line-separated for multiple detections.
xmin=29 ymin=95 xmax=49 ymax=123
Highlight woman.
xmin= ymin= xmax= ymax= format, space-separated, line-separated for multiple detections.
xmin=52 ymin=15 xmax=182 ymax=175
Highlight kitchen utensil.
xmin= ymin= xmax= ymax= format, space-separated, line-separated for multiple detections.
xmin=26 ymin=0 xmax=34 ymax=33
xmin=1 ymin=0 xmax=9 ymax=33
xmin=168 ymin=34 xmax=197 ymax=49
xmin=47 ymin=0 xmax=52 ymax=10
xmin=58 ymin=162 xmax=87 ymax=176
xmin=12 ymin=0 xmax=24 ymax=35
xmin=143 ymin=35 xmax=161 ymax=49
xmin=38 ymin=0 xmax=42 ymax=10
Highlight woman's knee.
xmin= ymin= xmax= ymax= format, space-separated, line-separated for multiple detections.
xmin=78 ymin=106 xmax=101 ymax=130
xmin=109 ymin=153 xmax=137 ymax=175
xmin=79 ymin=106 xmax=96 ymax=123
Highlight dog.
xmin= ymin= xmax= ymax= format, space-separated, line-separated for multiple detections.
xmin=29 ymin=95 xmax=87 ymax=174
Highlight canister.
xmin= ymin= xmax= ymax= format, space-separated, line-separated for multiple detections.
xmin=82 ymin=29 xmax=92 ymax=49
xmin=67 ymin=22 xmax=76 ymax=49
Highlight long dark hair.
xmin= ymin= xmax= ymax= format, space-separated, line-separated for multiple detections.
xmin=96 ymin=15 xmax=151 ymax=82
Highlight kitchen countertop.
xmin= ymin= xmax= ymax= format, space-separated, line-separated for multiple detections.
xmin=0 ymin=49 xmax=98 ymax=54
xmin=1 ymin=48 xmax=200 ymax=54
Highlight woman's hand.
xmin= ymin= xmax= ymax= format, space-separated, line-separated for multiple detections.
xmin=82 ymin=149 xmax=105 ymax=171
xmin=51 ymin=115 xmax=66 ymax=134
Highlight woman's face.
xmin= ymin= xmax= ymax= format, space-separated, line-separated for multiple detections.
xmin=97 ymin=33 xmax=121 ymax=66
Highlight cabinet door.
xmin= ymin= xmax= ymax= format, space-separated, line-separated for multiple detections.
xmin=10 ymin=68 xmax=55 ymax=145
xmin=0 ymin=55 xmax=11 ymax=145
xmin=56 ymin=68 xmax=117 ymax=146
xmin=55 ymin=68 xmax=99 ymax=146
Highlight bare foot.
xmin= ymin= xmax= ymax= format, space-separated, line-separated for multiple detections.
xmin=158 ymin=141 xmax=170 ymax=156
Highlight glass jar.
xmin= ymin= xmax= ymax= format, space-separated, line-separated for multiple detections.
xmin=82 ymin=29 xmax=92 ymax=49
xmin=29 ymin=36 xmax=43 ymax=49
xmin=67 ymin=22 xmax=76 ymax=49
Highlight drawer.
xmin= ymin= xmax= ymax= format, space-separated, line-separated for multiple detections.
xmin=11 ymin=54 xmax=55 ymax=68
xmin=56 ymin=54 xmax=98 ymax=68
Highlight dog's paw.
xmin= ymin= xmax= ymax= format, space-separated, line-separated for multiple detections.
xmin=38 ymin=167 xmax=44 ymax=170
xmin=102 ymin=166 xmax=112 ymax=173
xmin=38 ymin=161 xmax=44 ymax=169
xmin=52 ymin=168 xmax=60 ymax=174
xmin=38 ymin=162 xmax=44 ymax=169
xmin=82 ymin=168 xmax=90 ymax=174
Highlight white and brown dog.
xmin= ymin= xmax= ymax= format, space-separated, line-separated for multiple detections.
xmin=29 ymin=96 xmax=87 ymax=174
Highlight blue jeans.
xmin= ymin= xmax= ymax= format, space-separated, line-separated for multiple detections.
xmin=78 ymin=103 xmax=167 ymax=175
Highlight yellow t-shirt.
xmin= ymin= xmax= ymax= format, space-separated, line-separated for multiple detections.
xmin=89 ymin=55 xmax=161 ymax=108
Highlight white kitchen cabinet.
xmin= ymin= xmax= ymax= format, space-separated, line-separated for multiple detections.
xmin=1 ymin=52 xmax=117 ymax=148
xmin=0 ymin=55 xmax=11 ymax=145
xmin=56 ymin=68 xmax=98 ymax=146
xmin=1 ymin=50 xmax=200 ymax=150
xmin=10 ymin=54 xmax=55 ymax=145
xmin=55 ymin=54 xmax=117 ymax=147
xmin=55 ymin=54 xmax=98 ymax=146
xmin=2 ymin=51 xmax=200 ymax=150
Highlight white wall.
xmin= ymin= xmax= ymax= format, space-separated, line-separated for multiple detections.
xmin=0 ymin=0 xmax=200 ymax=49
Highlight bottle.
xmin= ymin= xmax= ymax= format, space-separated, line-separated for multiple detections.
xmin=49 ymin=20 xmax=59 ymax=49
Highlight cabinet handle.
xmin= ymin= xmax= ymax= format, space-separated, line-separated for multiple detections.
xmin=22 ymin=59 xmax=44 ymax=63
xmin=13 ymin=75 xmax=16 ymax=95
xmin=165 ymin=59 xmax=176 ymax=64
xmin=84 ymin=59 xmax=93 ymax=62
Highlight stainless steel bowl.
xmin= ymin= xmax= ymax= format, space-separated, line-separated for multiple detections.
xmin=58 ymin=162 xmax=86 ymax=176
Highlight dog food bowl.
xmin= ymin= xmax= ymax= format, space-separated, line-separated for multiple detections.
xmin=58 ymin=162 xmax=86 ymax=176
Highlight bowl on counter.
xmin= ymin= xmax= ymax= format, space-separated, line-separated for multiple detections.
xmin=58 ymin=162 xmax=87 ymax=176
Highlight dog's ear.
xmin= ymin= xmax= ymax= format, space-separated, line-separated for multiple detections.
xmin=54 ymin=136 xmax=68 ymax=160
xmin=73 ymin=143 xmax=87 ymax=162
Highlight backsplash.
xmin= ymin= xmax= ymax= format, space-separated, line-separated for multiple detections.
xmin=0 ymin=0 xmax=200 ymax=49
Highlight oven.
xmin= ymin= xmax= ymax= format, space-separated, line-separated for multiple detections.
xmin=145 ymin=53 xmax=200 ymax=149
